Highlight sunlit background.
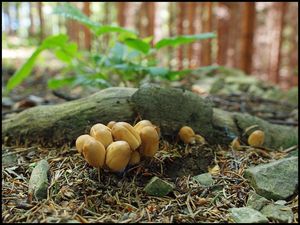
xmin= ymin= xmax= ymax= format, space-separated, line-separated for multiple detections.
xmin=2 ymin=2 xmax=298 ymax=89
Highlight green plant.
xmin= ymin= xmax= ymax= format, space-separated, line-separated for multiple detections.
xmin=5 ymin=3 xmax=217 ymax=94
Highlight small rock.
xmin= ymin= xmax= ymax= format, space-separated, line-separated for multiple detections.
xmin=244 ymin=156 xmax=298 ymax=200
xmin=192 ymin=173 xmax=214 ymax=186
xmin=144 ymin=176 xmax=174 ymax=197
xmin=274 ymin=200 xmax=287 ymax=205
xmin=246 ymin=190 xmax=270 ymax=211
xmin=28 ymin=159 xmax=50 ymax=201
xmin=261 ymin=204 xmax=294 ymax=223
xmin=229 ymin=207 xmax=269 ymax=223
xmin=2 ymin=154 xmax=18 ymax=167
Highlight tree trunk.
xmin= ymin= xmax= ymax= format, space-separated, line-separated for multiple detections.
xmin=177 ymin=2 xmax=187 ymax=70
xmin=188 ymin=2 xmax=196 ymax=68
xmin=288 ymin=3 xmax=298 ymax=87
xmin=240 ymin=2 xmax=256 ymax=75
xmin=67 ymin=3 xmax=80 ymax=47
xmin=117 ymin=2 xmax=127 ymax=27
xmin=268 ymin=2 xmax=287 ymax=84
xmin=2 ymin=85 xmax=297 ymax=150
xmin=29 ymin=2 xmax=35 ymax=36
xmin=37 ymin=2 xmax=44 ymax=42
xmin=201 ymin=2 xmax=213 ymax=66
xmin=83 ymin=2 xmax=92 ymax=50
xmin=145 ymin=2 xmax=155 ymax=45
xmin=216 ymin=3 xmax=230 ymax=65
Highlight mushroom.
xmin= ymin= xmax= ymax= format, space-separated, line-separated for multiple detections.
xmin=75 ymin=134 xmax=94 ymax=154
xmin=105 ymin=141 xmax=132 ymax=172
xmin=248 ymin=130 xmax=265 ymax=147
xmin=90 ymin=123 xmax=113 ymax=148
xmin=231 ymin=137 xmax=241 ymax=150
xmin=107 ymin=121 xmax=117 ymax=129
xmin=82 ymin=137 xmax=106 ymax=168
xmin=178 ymin=126 xmax=196 ymax=144
xmin=128 ymin=151 xmax=141 ymax=166
xmin=134 ymin=120 xmax=160 ymax=137
xmin=139 ymin=126 xmax=159 ymax=157
xmin=111 ymin=122 xmax=141 ymax=150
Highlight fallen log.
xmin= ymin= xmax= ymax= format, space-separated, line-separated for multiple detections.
xmin=2 ymin=85 xmax=298 ymax=150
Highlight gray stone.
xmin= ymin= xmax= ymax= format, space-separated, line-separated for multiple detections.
xmin=246 ymin=191 xmax=270 ymax=211
xmin=261 ymin=204 xmax=294 ymax=223
xmin=192 ymin=173 xmax=214 ymax=186
xmin=2 ymin=154 xmax=18 ymax=167
xmin=229 ymin=207 xmax=269 ymax=223
xmin=244 ymin=157 xmax=298 ymax=200
xmin=28 ymin=159 xmax=50 ymax=200
xmin=144 ymin=176 xmax=174 ymax=197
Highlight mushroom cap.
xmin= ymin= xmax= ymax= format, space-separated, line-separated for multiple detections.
xmin=90 ymin=123 xmax=113 ymax=148
xmin=128 ymin=151 xmax=141 ymax=166
xmin=231 ymin=137 xmax=241 ymax=150
xmin=107 ymin=121 xmax=117 ymax=129
xmin=248 ymin=130 xmax=265 ymax=147
xmin=179 ymin=126 xmax=196 ymax=144
xmin=111 ymin=122 xmax=141 ymax=150
xmin=75 ymin=134 xmax=94 ymax=154
xmin=82 ymin=137 xmax=106 ymax=168
xmin=139 ymin=126 xmax=159 ymax=157
xmin=105 ymin=141 xmax=132 ymax=172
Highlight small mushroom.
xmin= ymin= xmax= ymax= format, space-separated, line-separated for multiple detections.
xmin=139 ymin=126 xmax=159 ymax=157
xmin=90 ymin=123 xmax=113 ymax=148
xmin=134 ymin=120 xmax=160 ymax=137
xmin=179 ymin=126 xmax=196 ymax=144
xmin=128 ymin=151 xmax=141 ymax=166
xmin=231 ymin=137 xmax=241 ymax=150
xmin=105 ymin=141 xmax=132 ymax=172
xmin=107 ymin=121 xmax=117 ymax=129
xmin=82 ymin=137 xmax=106 ymax=168
xmin=75 ymin=134 xmax=93 ymax=154
xmin=111 ymin=122 xmax=141 ymax=150
xmin=248 ymin=130 xmax=265 ymax=147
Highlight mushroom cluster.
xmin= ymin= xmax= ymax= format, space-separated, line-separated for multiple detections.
xmin=75 ymin=120 xmax=160 ymax=173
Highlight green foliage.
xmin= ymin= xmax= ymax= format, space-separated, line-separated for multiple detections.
xmin=5 ymin=2 xmax=217 ymax=93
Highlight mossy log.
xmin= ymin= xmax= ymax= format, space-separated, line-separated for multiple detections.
xmin=2 ymin=85 xmax=298 ymax=149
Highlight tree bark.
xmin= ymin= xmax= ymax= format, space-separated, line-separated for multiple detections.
xmin=145 ymin=2 xmax=155 ymax=45
xmin=201 ymin=2 xmax=213 ymax=66
xmin=177 ymin=2 xmax=187 ymax=70
xmin=83 ymin=2 xmax=92 ymax=50
xmin=268 ymin=2 xmax=287 ymax=84
xmin=117 ymin=2 xmax=127 ymax=27
xmin=2 ymin=85 xmax=297 ymax=150
xmin=188 ymin=2 xmax=196 ymax=67
xmin=216 ymin=3 xmax=230 ymax=65
xmin=28 ymin=2 xmax=35 ymax=36
xmin=37 ymin=2 xmax=44 ymax=42
xmin=240 ymin=2 xmax=256 ymax=75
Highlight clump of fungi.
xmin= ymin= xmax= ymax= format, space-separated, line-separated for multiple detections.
xmin=75 ymin=120 xmax=160 ymax=174
xmin=76 ymin=121 xmax=208 ymax=175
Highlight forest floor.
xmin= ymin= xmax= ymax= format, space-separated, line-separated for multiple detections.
xmin=2 ymin=63 xmax=298 ymax=223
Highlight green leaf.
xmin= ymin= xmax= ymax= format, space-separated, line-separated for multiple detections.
xmin=123 ymin=38 xmax=150 ymax=54
xmin=55 ymin=49 xmax=73 ymax=63
xmin=41 ymin=34 xmax=68 ymax=49
xmin=47 ymin=77 xmax=76 ymax=89
xmin=5 ymin=46 xmax=44 ymax=94
xmin=95 ymin=25 xmax=137 ymax=36
xmin=53 ymin=3 xmax=100 ymax=29
xmin=147 ymin=67 xmax=169 ymax=77
xmin=155 ymin=32 xmax=216 ymax=49
xmin=166 ymin=69 xmax=192 ymax=80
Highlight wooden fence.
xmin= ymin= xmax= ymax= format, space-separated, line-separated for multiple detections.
xmin=2 ymin=2 xmax=298 ymax=89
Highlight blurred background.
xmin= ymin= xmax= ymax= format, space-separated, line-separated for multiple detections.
xmin=2 ymin=2 xmax=298 ymax=90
